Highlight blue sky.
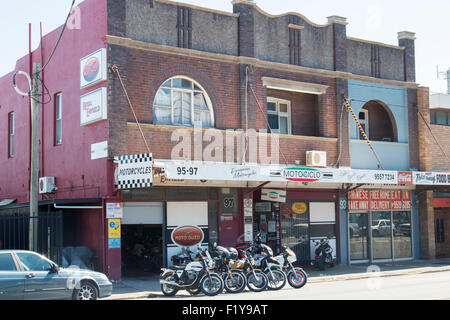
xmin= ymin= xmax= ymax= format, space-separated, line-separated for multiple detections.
xmin=1 ymin=0 xmax=449 ymax=93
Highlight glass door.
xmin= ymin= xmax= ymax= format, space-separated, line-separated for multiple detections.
xmin=281 ymin=201 xmax=309 ymax=264
xmin=349 ymin=213 xmax=369 ymax=261
xmin=371 ymin=211 xmax=393 ymax=260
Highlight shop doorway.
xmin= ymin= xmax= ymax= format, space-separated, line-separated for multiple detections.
xmin=121 ymin=224 xmax=163 ymax=276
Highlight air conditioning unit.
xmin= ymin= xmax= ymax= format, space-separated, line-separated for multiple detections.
xmin=306 ymin=151 xmax=327 ymax=168
xmin=39 ymin=177 xmax=57 ymax=194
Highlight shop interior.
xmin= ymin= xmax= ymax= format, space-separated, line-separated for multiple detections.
xmin=121 ymin=224 xmax=163 ymax=276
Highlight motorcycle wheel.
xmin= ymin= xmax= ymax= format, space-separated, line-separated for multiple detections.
xmin=200 ymin=274 xmax=224 ymax=296
xmin=246 ymin=270 xmax=268 ymax=292
xmin=318 ymin=255 xmax=325 ymax=271
xmin=224 ymin=271 xmax=246 ymax=294
xmin=265 ymin=269 xmax=287 ymax=291
xmin=287 ymin=268 xmax=307 ymax=289
xmin=160 ymin=274 xmax=179 ymax=297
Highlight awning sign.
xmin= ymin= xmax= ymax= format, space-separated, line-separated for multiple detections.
xmin=162 ymin=160 xmax=399 ymax=185
xmin=116 ymin=153 xmax=153 ymax=189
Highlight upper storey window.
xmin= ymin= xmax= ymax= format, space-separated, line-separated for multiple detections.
xmin=153 ymin=77 xmax=214 ymax=128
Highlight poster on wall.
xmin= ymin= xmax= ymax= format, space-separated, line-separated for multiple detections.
xmin=108 ymin=219 xmax=121 ymax=249
xmin=80 ymin=48 xmax=107 ymax=89
xmin=244 ymin=198 xmax=253 ymax=242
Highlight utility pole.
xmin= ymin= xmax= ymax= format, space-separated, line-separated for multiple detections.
xmin=13 ymin=63 xmax=41 ymax=252
xmin=29 ymin=63 xmax=41 ymax=252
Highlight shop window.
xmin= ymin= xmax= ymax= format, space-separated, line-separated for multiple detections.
xmin=121 ymin=188 xmax=166 ymax=201
xmin=153 ymin=77 xmax=214 ymax=128
xmin=393 ymin=211 xmax=412 ymax=259
xmin=167 ymin=188 xmax=209 ymax=201
xmin=267 ymin=97 xmax=291 ymax=135
xmin=435 ymin=111 xmax=448 ymax=126
xmin=436 ymin=219 xmax=445 ymax=243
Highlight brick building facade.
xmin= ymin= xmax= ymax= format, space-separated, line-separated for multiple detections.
xmin=0 ymin=0 xmax=444 ymax=282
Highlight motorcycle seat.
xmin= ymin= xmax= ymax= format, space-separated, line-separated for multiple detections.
xmin=169 ymin=265 xmax=186 ymax=270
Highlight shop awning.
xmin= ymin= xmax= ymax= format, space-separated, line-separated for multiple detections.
xmin=155 ymin=159 xmax=450 ymax=186
xmin=0 ymin=199 xmax=16 ymax=207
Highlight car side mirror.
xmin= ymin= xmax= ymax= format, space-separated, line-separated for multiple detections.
xmin=49 ymin=263 xmax=59 ymax=274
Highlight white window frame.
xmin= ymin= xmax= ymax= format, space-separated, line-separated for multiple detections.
xmin=153 ymin=76 xmax=215 ymax=128
xmin=8 ymin=112 xmax=14 ymax=157
xmin=358 ymin=109 xmax=369 ymax=140
xmin=266 ymin=97 xmax=292 ymax=135
xmin=55 ymin=93 xmax=62 ymax=145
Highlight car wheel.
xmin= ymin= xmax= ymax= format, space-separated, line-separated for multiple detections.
xmin=73 ymin=281 xmax=99 ymax=300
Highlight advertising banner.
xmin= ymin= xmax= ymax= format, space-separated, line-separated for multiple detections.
xmin=80 ymin=87 xmax=107 ymax=126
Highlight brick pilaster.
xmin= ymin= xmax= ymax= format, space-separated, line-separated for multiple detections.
xmin=232 ymin=0 xmax=255 ymax=58
xmin=417 ymin=86 xmax=435 ymax=259
xmin=398 ymin=31 xmax=416 ymax=83
xmin=327 ymin=16 xmax=348 ymax=73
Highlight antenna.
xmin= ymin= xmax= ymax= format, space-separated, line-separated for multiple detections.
xmin=437 ymin=65 xmax=450 ymax=94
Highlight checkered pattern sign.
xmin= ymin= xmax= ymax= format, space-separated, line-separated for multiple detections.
xmin=116 ymin=153 xmax=153 ymax=189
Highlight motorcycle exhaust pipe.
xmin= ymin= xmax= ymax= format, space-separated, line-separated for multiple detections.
xmin=160 ymin=279 xmax=191 ymax=288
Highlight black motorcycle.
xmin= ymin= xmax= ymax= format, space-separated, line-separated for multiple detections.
xmin=311 ymin=238 xmax=335 ymax=271
xmin=234 ymin=244 xmax=269 ymax=292
xmin=170 ymin=247 xmax=194 ymax=266
xmin=160 ymin=245 xmax=224 ymax=296
xmin=250 ymin=234 xmax=287 ymax=290
xmin=211 ymin=243 xmax=247 ymax=294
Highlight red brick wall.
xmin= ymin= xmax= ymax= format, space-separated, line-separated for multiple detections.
xmin=430 ymin=124 xmax=450 ymax=171
xmin=108 ymin=44 xmax=342 ymax=166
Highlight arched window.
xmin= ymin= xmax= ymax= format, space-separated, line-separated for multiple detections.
xmin=153 ymin=77 xmax=214 ymax=128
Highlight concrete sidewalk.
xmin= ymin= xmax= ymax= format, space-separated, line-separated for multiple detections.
xmin=103 ymin=258 xmax=450 ymax=300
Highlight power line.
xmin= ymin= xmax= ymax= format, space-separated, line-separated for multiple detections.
xmin=35 ymin=0 xmax=76 ymax=76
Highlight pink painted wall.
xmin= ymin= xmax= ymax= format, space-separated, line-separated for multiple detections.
xmin=0 ymin=0 xmax=110 ymax=203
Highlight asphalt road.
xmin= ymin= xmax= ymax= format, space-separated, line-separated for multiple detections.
xmin=142 ymin=270 xmax=450 ymax=300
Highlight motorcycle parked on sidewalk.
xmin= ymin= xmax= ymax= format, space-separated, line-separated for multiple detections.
xmin=311 ymin=238 xmax=335 ymax=271
xmin=170 ymin=246 xmax=194 ymax=266
xmin=160 ymin=245 xmax=224 ymax=296
xmin=234 ymin=245 xmax=269 ymax=292
xmin=274 ymin=246 xmax=307 ymax=289
xmin=211 ymin=243 xmax=247 ymax=294
xmin=251 ymin=234 xmax=287 ymax=291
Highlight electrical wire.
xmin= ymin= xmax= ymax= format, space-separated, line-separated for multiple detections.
xmin=24 ymin=0 xmax=76 ymax=105
xmin=35 ymin=0 xmax=76 ymax=76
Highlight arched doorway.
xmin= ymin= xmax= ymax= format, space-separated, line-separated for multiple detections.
xmin=358 ymin=100 xmax=398 ymax=142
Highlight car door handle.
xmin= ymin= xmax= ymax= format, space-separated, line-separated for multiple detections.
xmin=26 ymin=273 xmax=35 ymax=278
